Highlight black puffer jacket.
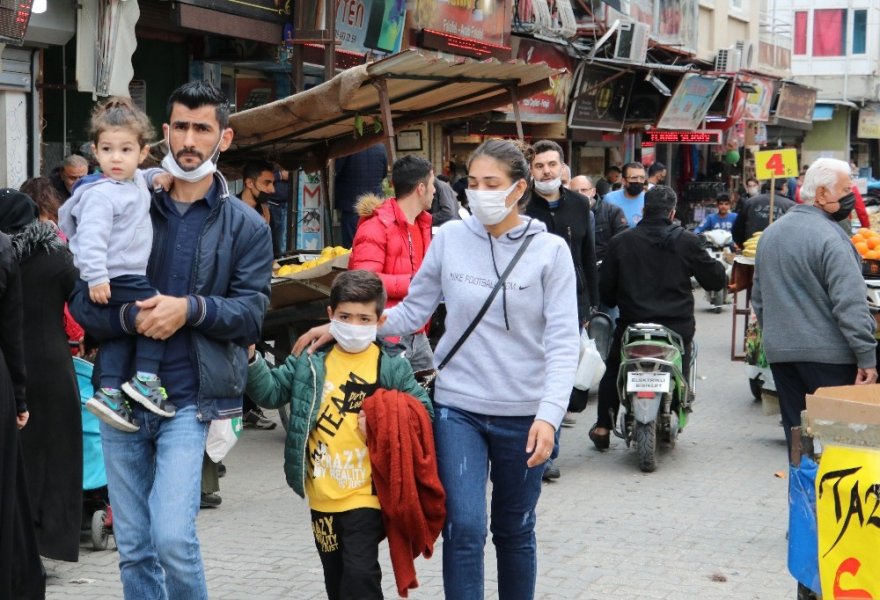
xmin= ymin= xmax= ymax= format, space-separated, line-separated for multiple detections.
xmin=592 ymin=196 xmax=628 ymax=261
xmin=599 ymin=217 xmax=725 ymax=329
xmin=526 ymin=186 xmax=599 ymax=320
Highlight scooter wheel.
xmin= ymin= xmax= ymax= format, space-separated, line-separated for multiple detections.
xmin=635 ymin=421 xmax=657 ymax=472
xmin=91 ymin=509 xmax=109 ymax=550
xmin=749 ymin=378 xmax=763 ymax=402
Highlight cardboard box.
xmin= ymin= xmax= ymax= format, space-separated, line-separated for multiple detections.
xmin=806 ymin=384 xmax=880 ymax=447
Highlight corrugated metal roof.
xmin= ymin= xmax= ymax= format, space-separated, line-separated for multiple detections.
xmin=225 ymin=50 xmax=559 ymax=168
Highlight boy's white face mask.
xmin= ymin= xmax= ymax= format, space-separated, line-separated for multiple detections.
xmin=329 ymin=320 xmax=377 ymax=353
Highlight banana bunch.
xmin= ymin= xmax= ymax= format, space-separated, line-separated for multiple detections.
xmin=276 ymin=246 xmax=350 ymax=277
xmin=741 ymin=232 xmax=762 ymax=258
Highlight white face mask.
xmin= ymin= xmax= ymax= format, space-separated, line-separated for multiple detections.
xmin=466 ymin=182 xmax=520 ymax=226
xmin=534 ymin=177 xmax=561 ymax=196
xmin=329 ymin=319 xmax=377 ymax=353
xmin=161 ymin=136 xmax=223 ymax=184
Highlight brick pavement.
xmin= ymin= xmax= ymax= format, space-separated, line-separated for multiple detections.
xmin=46 ymin=297 xmax=797 ymax=599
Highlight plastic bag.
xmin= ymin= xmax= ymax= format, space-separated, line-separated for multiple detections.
xmin=574 ymin=330 xmax=606 ymax=391
xmin=206 ymin=416 xmax=243 ymax=462
xmin=788 ymin=455 xmax=820 ymax=595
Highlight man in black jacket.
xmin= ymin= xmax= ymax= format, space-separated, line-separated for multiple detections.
xmin=570 ymin=174 xmax=628 ymax=261
xmin=589 ymin=186 xmax=726 ymax=450
xmin=525 ymin=140 xmax=599 ymax=480
xmin=731 ymin=182 xmax=795 ymax=248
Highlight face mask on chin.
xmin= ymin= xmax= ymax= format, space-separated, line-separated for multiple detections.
xmin=534 ymin=177 xmax=561 ymax=196
xmin=329 ymin=319 xmax=377 ymax=353
xmin=466 ymin=182 xmax=520 ymax=226
xmin=161 ymin=136 xmax=223 ymax=184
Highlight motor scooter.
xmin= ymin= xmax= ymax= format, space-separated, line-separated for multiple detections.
xmin=700 ymin=229 xmax=733 ymax=313
xmin=614 ymin=323 xmax=695 ymax=472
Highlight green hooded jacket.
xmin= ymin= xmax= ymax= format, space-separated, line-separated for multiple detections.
xmin=246 ymin=344 xmax=432 ymax=498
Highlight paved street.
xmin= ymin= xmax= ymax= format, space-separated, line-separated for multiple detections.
xmin=45 ymin=295 xmax=797 ymax=599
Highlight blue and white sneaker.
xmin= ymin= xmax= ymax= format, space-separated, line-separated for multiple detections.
xmin=122 ymin=376 xmax=176 ymax=417
xmin=86 ymin=389 xmax=139 ymax=432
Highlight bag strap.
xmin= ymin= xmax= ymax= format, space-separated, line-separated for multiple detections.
xmin=437 ymin=233 xmax=536 ymax=371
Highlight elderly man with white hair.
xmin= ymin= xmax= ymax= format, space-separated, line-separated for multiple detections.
xmin=752 ymin=157 xmax=877 ymax=455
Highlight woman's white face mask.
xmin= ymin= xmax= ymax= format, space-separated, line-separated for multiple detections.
xmin=465 ymin=182 xmax=521 ymax=226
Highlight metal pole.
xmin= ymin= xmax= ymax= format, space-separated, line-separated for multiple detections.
xmin=320 ymin=157 xmax=334 ymax=246
xmin=289 ymin=168 xmax=300 ymax=252
xmin=768 ymin=178 xmax=776 ymax=225
xmin=324 ymin=0 xmax=335 ymax=83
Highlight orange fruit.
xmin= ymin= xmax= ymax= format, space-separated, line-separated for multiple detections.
xmin=859 ymin=228 xmax=872 ymax=236
xmin=866 ymin=250 xmax=880 ymax=260
xmin=868 ymin=237 xmax=880 ymax=250
xmin=855 ymin=242 xmax=869 ymax=255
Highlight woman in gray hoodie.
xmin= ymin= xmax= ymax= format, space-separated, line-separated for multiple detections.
xmin=297 ymin=139 xmax=580 ymax=599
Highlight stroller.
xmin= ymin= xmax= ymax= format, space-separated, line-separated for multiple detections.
xmin=75 ymin=356 xmax=115 ymax=550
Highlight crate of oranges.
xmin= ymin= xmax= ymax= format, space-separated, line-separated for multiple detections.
xmin=851 ymin=228 xmax=880 ymax=277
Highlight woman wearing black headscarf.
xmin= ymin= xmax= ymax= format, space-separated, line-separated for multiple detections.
xmin=0 ymin=189 xmax=81 ymax=564
xmin=0 ymin=224 xmax=44 ymax=597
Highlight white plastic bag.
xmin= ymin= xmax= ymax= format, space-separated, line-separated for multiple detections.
xmin=574 ymin=331 xmax=606 ymax=391
xmin=205 ymin=416 xmax=243 ymax=462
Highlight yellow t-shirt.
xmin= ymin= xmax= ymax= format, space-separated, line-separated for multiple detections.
xmin=305 ymin=344 xmax=381 ymax=513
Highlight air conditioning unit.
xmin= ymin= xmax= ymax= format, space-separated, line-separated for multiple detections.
xmin=613 ymin=21 xmax=649 ymax=63
xmin=738 ymin=40 xmax=757 ymax=69
xmin=715 ymin=46 xmax=741 ymax=72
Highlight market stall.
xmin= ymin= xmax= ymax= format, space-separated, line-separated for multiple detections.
xmin=224 ymin=50 xmax=560 ymax=354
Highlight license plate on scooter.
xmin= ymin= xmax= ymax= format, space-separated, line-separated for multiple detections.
xmin=626 ymin=372 xmax=670 ymax=393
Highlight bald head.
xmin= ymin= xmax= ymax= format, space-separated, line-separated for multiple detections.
xmin=570 ymin=175 xmax=596 ymax=203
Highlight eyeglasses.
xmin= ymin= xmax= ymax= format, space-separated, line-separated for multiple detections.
xmin=625 ymin=177 xmax=646 ymax=183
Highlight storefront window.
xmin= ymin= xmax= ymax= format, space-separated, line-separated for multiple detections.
xmin=812 ymin=9 xmax=846 ymax=57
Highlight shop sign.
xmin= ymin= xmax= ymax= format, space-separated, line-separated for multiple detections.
xmin=335 ymin=0 xmax=406 ymax=54
xmin=740 ymin=74 xmax=775 ymax=122
xmin=297 ymin=171 xmax=325 ymax=251
xmin=176 ymin=0 xmax=287 ymax=23
xmin=568 ymin=64 xmax=635 ymax=132
xmin=513 ymin=38 xmax=573 ymax=118
xmin=644 ymin=130 xmax=721 ymax=144
xmin=816 ymin=445 xmax=880 ymax=600
xmin=857 ymin=104 xmax=880 ymax=139
xmin=775 ymin=83 xmax=818 ymax=124
xmin=409 ymin=0 xmax=511 ymax=59
xmin=656 ymin=73 xmax=726 ymax=131
xmin=754 ymin=148 xmax=798 ymax=180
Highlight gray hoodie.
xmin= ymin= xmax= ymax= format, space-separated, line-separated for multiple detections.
xmin=58 ymin=172 xmax=152 ymax=287
xmin=381 ymin=215 xmax=580 ymax=429
xmin=752 ymin=204 xmax=876 ymax=368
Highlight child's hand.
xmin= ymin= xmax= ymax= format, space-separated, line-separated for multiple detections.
xmin=89 ymin=283 xmax=111 ymax=304
xmin=358 ymin=411 xmax=368 ymax=441
xmin=153 ymin=172 xmax=174 ymax=192
xmin=247 ymin=344 xmax=256 ymax=359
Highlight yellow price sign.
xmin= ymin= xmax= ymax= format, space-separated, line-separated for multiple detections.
xmin=755 ymin=149 xmax=799 ymax=181
xmin=816 ymin=445 xmax=880 ymax=599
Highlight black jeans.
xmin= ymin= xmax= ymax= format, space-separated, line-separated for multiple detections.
xmin=596 ymin=321 xmax=694 ymax=430
xmin=769 ymin=361 xmax=857 ymax=455
xmin=311 ymin=507 xmax=385 ymax=600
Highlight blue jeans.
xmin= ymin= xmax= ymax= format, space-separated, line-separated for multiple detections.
xmin=101 ymin=405 xmax=209 ymax=599
xmin=433 ymin=405 xmax=544 ymax=600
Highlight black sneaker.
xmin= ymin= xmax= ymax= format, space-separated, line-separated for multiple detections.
xmin=86 ymin=389 xmax=139 ymax=433
xmin=122 ymin=376 xmax=176 ymax=417
xmin=200 ymin=492 xmax=222 ymax=509
xmin=542 ymin=459 xmax=561 ymax=481
xmin=243 ymin=408 xmax=276 ymax=430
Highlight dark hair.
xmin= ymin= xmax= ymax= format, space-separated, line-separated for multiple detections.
xmin=90 ymin=96 xmax=155 ymax=147
xmin=436 ymin=173 xmax=450 ymax=183
xmin=531 ymin=140 xmax=564 ymax=163
xmin=746 ymin=177 xmax=759 ymax=186
xmin=329 ymin=270 xmax=387 ymax=316
xmin=716 ymin=192 xmax=731 ymax=203
xmin=622 ymin=162 xmax=646 ymax=178
xmin=166 ymin=81 xmax=231 ymax=129
xmin=467 ymin=138 xmax=532 ymax=209
xmin=391 ymin=155 xmax=433 ymax=198
xmin=648 ymin=162 xmax=666 ymax=177
xmin=243 ymin=160 xmax=274 ymax=184
xmin=19 ymin=177 xmax=63 ymax=222
xmin=606 ymin=165 xmax=621 ymax=175
xmin=643 ymin=185 xmax=677 ymax=219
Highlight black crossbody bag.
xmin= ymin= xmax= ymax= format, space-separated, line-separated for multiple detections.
xmin=416 ymin=233 xmax=536 ymax=398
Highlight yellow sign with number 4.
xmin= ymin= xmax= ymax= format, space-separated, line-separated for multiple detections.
xmin=755 ymin=149 xmax=799 ymax=181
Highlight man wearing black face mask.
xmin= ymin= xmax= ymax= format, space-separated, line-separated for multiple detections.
xmin=602 ymin=162 xmax=647 ymax=228
xmin=241 ymin=160 xmax=274 ymax=224
xmin=752 ymin=158 xmax=877 ymax=457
